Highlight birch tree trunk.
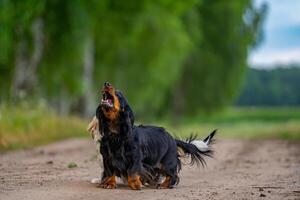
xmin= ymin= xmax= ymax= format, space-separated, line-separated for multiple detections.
xmin=27 ymin=17 xmax=44 ymax=91
xmin=11 ymin=17 xmax=44 ymax=99
xmin=12 ymin=33 xmax=28 ymax=98
xmin=82 ymin=35 xmax=96 ymax=118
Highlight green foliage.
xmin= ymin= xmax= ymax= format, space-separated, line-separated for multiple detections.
xmin=166 ymin=0 xmax=267 ymax=117
xmin=92 ymin=0 xmax=196 ymax=116
xmin=0 ymin=0 xmax=267 ymax=118
xmin=0 ymin=0 xmax=47 ymax=99
xmin=236 ymin=66 xmax=300 ymax=106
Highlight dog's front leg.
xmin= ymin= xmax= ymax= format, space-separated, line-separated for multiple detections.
xmin=100 ymin=161 xmax=116 ymax=189
xmin=127 ymin=146 xmax=142 ymax=190
xmin=127 ymin=174 xmax=142 ymax=190
xmin=99 ymin=142 xmax=117 ymax=189
xmin=100 ymin=175 xmax=116 ymax=189
xmin=122 ymin=111 xmax=142 ymax=190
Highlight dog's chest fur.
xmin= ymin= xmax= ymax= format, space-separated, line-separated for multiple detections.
xmin=101 ymin=134 xmax=130 ymax=175
xmin=107 ymin=119 xmax=120 ymax=134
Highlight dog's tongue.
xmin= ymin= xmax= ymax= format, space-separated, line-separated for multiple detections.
xmin=107 ymin=99 xmax=112 ymax=104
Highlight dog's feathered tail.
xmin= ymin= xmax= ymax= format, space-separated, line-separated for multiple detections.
xmin=175 ymin=129 xmax=217 ymax=166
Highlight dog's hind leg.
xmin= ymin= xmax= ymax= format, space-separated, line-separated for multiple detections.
xmin=158 ymin=173 xmax=179 ymax=189
xmin=158 ymin=156 xmax=180 ymax=189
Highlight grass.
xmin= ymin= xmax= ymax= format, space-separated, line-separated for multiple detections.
xmin=162 ymin=120 xmax=300 ymax=140
xmin=0 ymin=104 xmax=299 ymax=152
xmin=0 ymin=103 xmax=87 ymax=151
xmin=153 ymin=107 xmax=300 ymax=140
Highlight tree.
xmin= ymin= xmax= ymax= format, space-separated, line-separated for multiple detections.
xmin=236 ymin=66 xmax=300 ymax=106
xmin=0 ymin=0 xmax=46 ymax=99
xmin=0 ymin=0 xmax=267 ymax=120
xmin=92 ymin=0 xmax=197 ymax=118
xmin=167 ymin=0 xmax=267 ymax=119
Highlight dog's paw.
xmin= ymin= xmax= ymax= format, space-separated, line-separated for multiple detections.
xmin=99 ymin=176 xmax=117 ymax=189
xmin=157 ymin=184 xmax=174 ymax=189
xmin=128 ymin=175 xmax=142 ymax=190
xmin=101 ymin=182 xmax=116 ymax=189
xmin=157 ymin=176 xmax=174 ymax=189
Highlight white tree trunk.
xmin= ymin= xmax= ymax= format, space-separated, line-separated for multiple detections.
xmin=11 ymin=17 xmax=44 ymax=99
xmin=12 ymin=35 xmax=28 ymax=98
xmin=27 ymin=17 xmax=44 ymax=88
xmin=82 ymin=35 xmax=96 ymax=118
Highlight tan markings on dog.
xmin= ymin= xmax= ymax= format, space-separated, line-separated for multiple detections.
xmin=100 ymin=176 xmax=116 ymax=189
xmin=127 ymin=175 xmax=142 ymax=190
xmin=158 ymin=176 xmax=171 ymax=189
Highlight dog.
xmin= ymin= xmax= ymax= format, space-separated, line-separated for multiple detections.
xmin=94 ymin=82 xmax=216 ymax=190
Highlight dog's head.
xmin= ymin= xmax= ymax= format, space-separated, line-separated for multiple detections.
xmin=101 ymin=82 xmax=120 ymax=109
xmin=99 ymin=82 xmax=134 ymax=124
xmin=99 ymin=82 xmax=121 ymax=121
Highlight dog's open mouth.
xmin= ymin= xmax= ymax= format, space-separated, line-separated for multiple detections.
xmin=101 ymin=91 xmax=114 ymax=108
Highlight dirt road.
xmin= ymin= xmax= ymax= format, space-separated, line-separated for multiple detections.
xmin=0 ymin=138 xmax=299 ymax=200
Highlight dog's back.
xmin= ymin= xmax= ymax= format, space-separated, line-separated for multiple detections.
xmin=133 ymin=125 xmax=178 ymax=165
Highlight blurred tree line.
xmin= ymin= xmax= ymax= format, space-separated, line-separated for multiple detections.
xmin=236 ymin=66 xmax=300 ymax=106
xmin=0 ymin=0 xmax=266 ymax=119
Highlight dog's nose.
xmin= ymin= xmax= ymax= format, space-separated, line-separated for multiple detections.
xmin=104 ymin=82 xmax=111 ymax=88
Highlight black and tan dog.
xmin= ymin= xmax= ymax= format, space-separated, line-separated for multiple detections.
xmin=93 ymin=82 xmax=216 ymax=190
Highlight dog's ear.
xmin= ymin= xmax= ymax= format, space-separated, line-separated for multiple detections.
xmin=115 ymin=91 xmax=128 ymax=112
xmin=95 ymin=105 xmax=105 ymax=135
xmin=115 ymin=90 xmax=134 ymax=125
xmin=96 ymin=105 xmax=101 ymax=120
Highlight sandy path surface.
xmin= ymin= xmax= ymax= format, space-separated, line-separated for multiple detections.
xmin=0 ymin=138 xmax=299 ymax=200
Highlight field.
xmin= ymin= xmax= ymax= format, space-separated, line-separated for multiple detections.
xmin=163 ymin=107 xmax=300 ymax=140
xmin=1 ymin=105 xmax=300 ymax=151
xmin=0 ymin=103 xmax=87 ymax=151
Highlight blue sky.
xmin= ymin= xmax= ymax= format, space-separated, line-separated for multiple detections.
xmin=249 ymin=0 xmax=300 ymax=67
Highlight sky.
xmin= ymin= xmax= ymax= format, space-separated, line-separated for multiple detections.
xmin=248 ymin=0 xmax=300 ymax=68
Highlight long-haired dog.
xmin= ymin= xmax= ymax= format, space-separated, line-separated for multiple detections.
xmin=94 ymin=82 xmax=216 ymax=190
